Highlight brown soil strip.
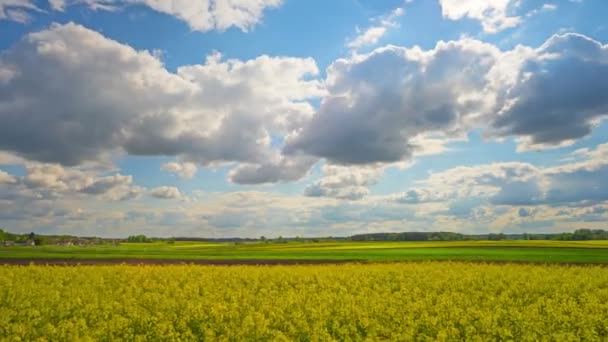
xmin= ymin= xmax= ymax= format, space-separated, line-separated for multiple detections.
xmin=0 ymin=258 xmax=607 ymax=267
xmin=0 ymin=258 xmax=359 ymax=266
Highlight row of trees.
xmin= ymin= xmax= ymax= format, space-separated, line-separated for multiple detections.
xmin=350 ymin=230 xmax=608 ymax=242
xmin=351 ymin=232 xmax=478 ymax=241
xmin=4 ymin=228 xmax=608 ymax=244
xmin=0 ymin=229 xmax=46 ymax=245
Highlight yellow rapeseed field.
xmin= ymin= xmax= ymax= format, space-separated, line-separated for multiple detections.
xmin=1 ymin=262 xmax=607 ymax=341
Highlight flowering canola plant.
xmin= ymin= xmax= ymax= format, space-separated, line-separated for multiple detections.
xmin=1 ymin=262 xmax=607 ymax=341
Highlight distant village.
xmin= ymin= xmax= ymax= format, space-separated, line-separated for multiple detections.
xmin=0 ymin=229 xmax=120 ymax=247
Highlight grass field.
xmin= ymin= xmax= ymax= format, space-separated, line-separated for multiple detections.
xmin=2 ymin=240 xmax=608 ymax=264
xmin=2 ymin=262 xmax=607 ymax=340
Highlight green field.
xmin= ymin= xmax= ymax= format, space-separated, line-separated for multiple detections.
xmin=2 ymin=240 xmax=608 ymax=264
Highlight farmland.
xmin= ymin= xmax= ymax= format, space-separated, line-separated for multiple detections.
xmin=1 ymin=262 xmax=607 ymax=340
xmin=2 ymin=241 xmax=608 ymax=340
xmin=2 ymin=240 xmax=608 ymax=264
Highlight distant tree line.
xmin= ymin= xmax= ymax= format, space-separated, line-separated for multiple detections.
xmin=350 ymin=229 xmax=608 ymax=242
xmin=2 ymin=227 xmax=608 ymax=245
xmin=545 ymin=229 xmax=608 ymax=241
xmin=0 ymin=229 xmax=45 ymax=244
xmin=350 ymin=232 xmax=474 ymax=241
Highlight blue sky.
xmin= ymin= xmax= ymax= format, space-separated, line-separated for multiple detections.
xmin=0 ymin=0 xmax=607 ymax=238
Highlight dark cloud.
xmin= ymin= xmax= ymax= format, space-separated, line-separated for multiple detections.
xmin=518 ymin=208 xmax=531 ymax=217
xmin=491 ymin=34 xmax=608 ymax=149
xmin=228 ymin=155 xmax=318 ymax=185
xmin=285 ymin=41 xmax=498 ymax=164
xmin=149 ymin=186 xmax=182 ymax=199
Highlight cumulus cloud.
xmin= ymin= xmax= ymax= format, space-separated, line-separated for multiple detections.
xmin=401 ymin=143 xmax=608 ymax=212
xmin=347 ymin=7 xmax=404 ymax=50
xmin=149 ymin=186 xmax=182 ymax=199
xmin=22 ymin=163 xmax=93 ymax=193
xmin=80 ymin=174 xmax=142 ymax=200
xmin=439 ymin=0 xmax=521 ymax=33
xmin=0 ymin=170 xmax=18 ymax=185
xmin=0 ymin=23 xmax=323 ymax=175
xmin=287 ymin=33 xmax=608 ymax=165
xmin=348 ymin=27 xmax=387 ymax=49
xmin=47 ymin=0 xmax=65 ymax=11
xmin=161 ymin=162 xmax=197 ymax=179
xmin=133 ymin=0 xmax=282 ymax=32
xmin=394 ymin=189 xmax=448 ymax=204
xmin=0 ymin=161 xmax=143 ymax=201
xmin=2 ymin=0 xmax=282 ymax=32
xmin=286 ymin=39 xmax=499 ymax=164
xmin=2 ymin=25 xmax=606 ymax=186
xmin=0 ymin=0 xmax=40 ymax=23
xmin=21 ymin=163 xmax=143 ymax=200
xmin=228 ymin=154 xmax=317 ymax=184
xmin=304 ymin=165 xmax=382 ymax=200
xmin=489 ymin=34 xmax=608 ymax=150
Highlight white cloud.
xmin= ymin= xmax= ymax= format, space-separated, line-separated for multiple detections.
xmin=0 ymin=170 xmax=18 ymax=185
xmin=0 ymin=23 xmax=323 ymax=182
xmin=305 ymin=164 xmax=383 ymax=200
xmin=2 ymin=0 xmax=282 ymax=32
xmin=0 ymin=160 xmax=143 ymax=202
xmin=48 ymin=0 xmax=65 ymax=10
xmin=0 ymin=0 xmax=40 ymax=22
xmin=393 ymin=188 xmax=449 ymax=204
xmin=347 ymin=26 xmax=387 ymax=49
xmin=161 ymin=162 xmax=197 ymax=179
xmin=439 ymin=0 xmax=520 ymax=33
xmin=149 ymin=186 xmax=182 ymax=199
xmin=346 ymin=6 xmax=404 ymax=50
xmin=542 ymin=4 xmax=557 ymax=11
xmin=110 ymin=0 xmax=282 ymax=32
xmin=399 ymin=143 xmax=608 ymax=211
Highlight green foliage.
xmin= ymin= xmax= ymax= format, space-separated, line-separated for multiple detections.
xmin=33 ymin=236 xmax=47 ymax=246
xmin=274 ymin=236 xmax=288 ymax=244
xmin=488 ymin=233 xmax=507 ymax=241
xmin=126 ymin=235 xmax=150 ymax=243
xmin=351 ymin=231 xmax=473 ymax=241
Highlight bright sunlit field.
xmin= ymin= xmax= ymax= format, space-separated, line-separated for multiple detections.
xmin=2 ymin=240 xmax=608 ymax=264
xmin=1 ymin=262 xmax=607 ymax=341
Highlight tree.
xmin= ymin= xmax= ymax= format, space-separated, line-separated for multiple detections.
xmin=0 ymin=228 xmax=6 ymax=242
xmin=34 ymin=236 xmax=47 ymax=246
xmin=488 ymin=233 xmax=506 ymax=241
xmin=127 ymin=235 xmax=149 ymax=243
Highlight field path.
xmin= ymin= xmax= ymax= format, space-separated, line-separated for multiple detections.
xmin=0 ymin=258 xmax=359 ymax=266
xmin=1 ymin=258 xmax=607 ymax=266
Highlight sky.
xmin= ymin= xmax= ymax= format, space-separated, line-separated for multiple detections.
xmin=0 ymin=0 xmax=607 ymax=238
